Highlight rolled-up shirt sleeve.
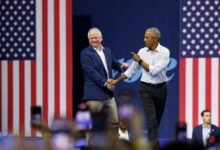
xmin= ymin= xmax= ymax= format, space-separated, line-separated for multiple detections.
xmin=124 ymin=61 xmax=140 ymax=78
xmin=149 ymin=50 xmax=170 ymax=76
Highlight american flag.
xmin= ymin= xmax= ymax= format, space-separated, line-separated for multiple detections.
xmin=0 ymin=0 xmax=72 ymax=137
xmin=180 ymin=0 xmax=220 ymax=138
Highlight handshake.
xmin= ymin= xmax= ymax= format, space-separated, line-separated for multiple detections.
xmin=105 ymin=78 xmax=120 ymax=91
xmin=105 ymin=63 xmax=128 ymax=91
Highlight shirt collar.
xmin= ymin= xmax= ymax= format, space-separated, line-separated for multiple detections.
xmin=202 ymin=124 xmax=211 ymax=129
xmin=146 ymin=43 xmax=162 ymax=52
xmin=93 ymin=45 xmax=103 ymax=51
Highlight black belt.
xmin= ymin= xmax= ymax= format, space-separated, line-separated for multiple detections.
xmin=141 ymin=81 xmax=166 ymax=88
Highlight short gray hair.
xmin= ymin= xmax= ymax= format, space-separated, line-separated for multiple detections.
xmin=146 ymin=27 xmax=161 ymax=40
xmin=88 ymin=27 xmax=102 ymax=38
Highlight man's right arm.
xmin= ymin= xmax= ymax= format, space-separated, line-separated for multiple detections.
xmin=191 ymin=127 xmax=198 ymax=143
xmin=108 ymin=57 xmax=140 ymax=85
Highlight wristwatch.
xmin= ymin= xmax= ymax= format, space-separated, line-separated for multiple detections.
xmin=138 ymin=59 xmax=142 ymax=65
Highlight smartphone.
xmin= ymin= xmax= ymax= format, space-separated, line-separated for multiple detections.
xmin=31 ymin=106 xmax=42 ymax=128
xmin=75 ymin=109 xmax=92 ymax=131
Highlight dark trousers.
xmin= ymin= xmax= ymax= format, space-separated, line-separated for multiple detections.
xmin=139 ymin=82 xmax=167 ymax=145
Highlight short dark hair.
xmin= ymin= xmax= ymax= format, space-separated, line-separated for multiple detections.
xmin=200 ymin=109 xmax=211 ymax=117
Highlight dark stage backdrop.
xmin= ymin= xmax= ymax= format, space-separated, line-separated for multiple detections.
xmin=73 ymin=0 xmax=179 ymax=138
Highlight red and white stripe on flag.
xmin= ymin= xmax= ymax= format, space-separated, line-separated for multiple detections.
xmin=179 ymin=58 xmax=220 ymax=138
xmin=0 ymin=0 xmax=72 ymax=137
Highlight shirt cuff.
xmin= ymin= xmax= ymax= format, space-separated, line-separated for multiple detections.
xmin=123 ymin=71 xmax=131 ymax=78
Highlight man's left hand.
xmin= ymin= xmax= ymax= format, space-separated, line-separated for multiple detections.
xmin=121 ymin=63 xmax=129 ymax=72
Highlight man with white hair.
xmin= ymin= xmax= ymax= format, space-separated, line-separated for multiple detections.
xmin=80 ymin=27 xmax=128 ymax=145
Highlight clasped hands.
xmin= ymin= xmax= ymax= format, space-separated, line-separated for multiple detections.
xmin=106 ymin=79 xmax=119 ymax=91
xmin=105 ymin=52 xmax=140 ymax=91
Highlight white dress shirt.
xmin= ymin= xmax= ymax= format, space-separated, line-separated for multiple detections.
xmin=202 ymin=124 xmax=211 ymax=146
xmin=124 ymin=43 xmax=170 ymax=84
xmin=94 ymin=46 xmax=109 ymax=79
